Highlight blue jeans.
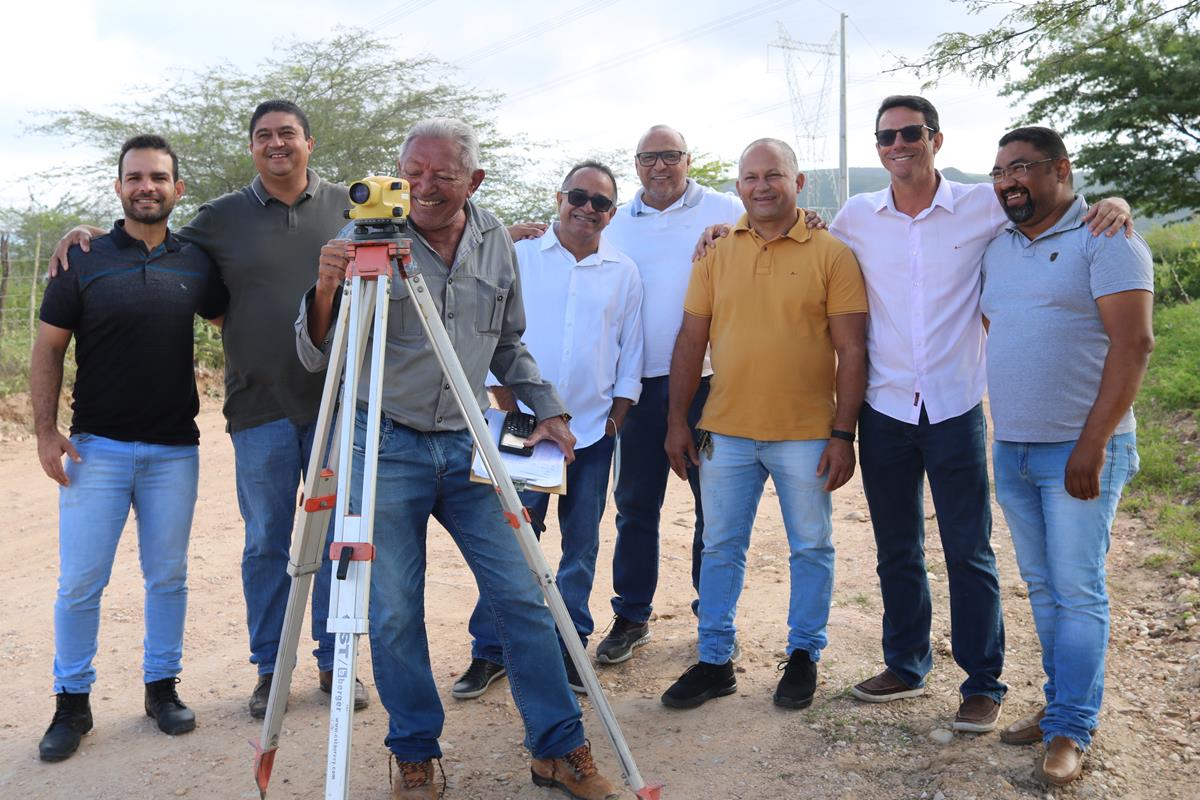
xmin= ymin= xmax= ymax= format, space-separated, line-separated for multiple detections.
xmin=53 ymin=434 xmax=198 ymax=692
xmin=469 ymin=435 xmax=616 ymax=662
xmin=993 ymin=433 xmax=1138 ymax=749
xmin=611 ymin=375 xmax=710 ymax=622
xmin=230 ymin=417 xmax=335 ymax=674
xmin=697 ymin=433 xmax=834 ymax=664
xmin=858 ymin=402 xmax=1006 ymax=702
xmin=351 ymin=409 xmax=584 ymax=761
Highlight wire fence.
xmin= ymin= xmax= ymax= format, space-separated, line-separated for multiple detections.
xmin=0 ymin=266 xmax=47 ymax=394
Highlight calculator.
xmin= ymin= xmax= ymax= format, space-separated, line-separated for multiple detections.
xmin=499 ymin=411 xmax=538 ymax=457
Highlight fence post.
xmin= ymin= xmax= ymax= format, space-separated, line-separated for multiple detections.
xmin=30 ymin=231 xmax=42 ymax=352
xmin=0 ymin=232 xmax=10 ymax=337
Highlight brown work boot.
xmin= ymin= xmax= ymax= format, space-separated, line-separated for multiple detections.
xmin=390 ymin=757 xmax=443 ymax=799
xmin=953 ymin=694 xmax=1001 ymax=732
xmin=1000 ymin=707 xmax=1045 ymax=745
xmin=1039 ymin=736 xmax=1083 ymax=786
xmin=531 ymin=742 xmax=620 ymax=800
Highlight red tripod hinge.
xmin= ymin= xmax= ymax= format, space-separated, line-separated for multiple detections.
xmin=304 ymin=493 xmax=336 ymax=512
xmin=329 ymin=542 xmax=375 ymax=561
xmin=347 ymin=242 xmax=396 ymax=279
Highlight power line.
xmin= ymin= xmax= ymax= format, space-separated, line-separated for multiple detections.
xmin=455 ymin=1 xmax=622 ymax=67
xmin=502 ymin=0 xmax=802 ymax=105
xmin=365 ymin=0 xmax=439 ymax=32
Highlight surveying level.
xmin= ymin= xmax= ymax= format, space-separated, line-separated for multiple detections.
xmin=252 ymin=178 xmax=662 ymax=800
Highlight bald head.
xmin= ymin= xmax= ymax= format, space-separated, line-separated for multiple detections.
xmin=634 ymin=124 xmax=692 ymax=211
xmin=636 ymin=124 xmax=688 ymax=154
xmin=738 ymin=138 xmax=799 ymax=177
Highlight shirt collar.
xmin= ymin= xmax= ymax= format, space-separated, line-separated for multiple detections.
xmin=249 ymin=168 xmax=321 ymax=206
xmin=874 ymin=170 xmax=957 ymax=215
xmin=731 ymin=210 xmax=812 ymax=244
xmin=111 ymin=219 xmax=182 ymax=253
xmin=628 ymin=177 xmax=704 ymax=216
xmin=541 ymin=223 xmax=620 ymax=266
xmin=1005 ymin=193 xmax=1089 ymax=241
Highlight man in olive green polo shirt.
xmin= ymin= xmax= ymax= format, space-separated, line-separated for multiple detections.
xmin=661 ymin=138 xmax=868 ymax=712
xmin=48 ymin=100 xmax=368 ymax=718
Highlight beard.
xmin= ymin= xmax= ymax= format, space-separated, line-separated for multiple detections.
xmin=122 ymin=195 xmax=174 ymax=225
xmin=1003 ymin=196 xmax=1035 ymax=224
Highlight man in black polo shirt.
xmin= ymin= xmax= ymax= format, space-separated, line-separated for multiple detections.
xmin=49 ymin=101 xmax=369 ymax=718
xmin=32 ymin=135 xmax=227 ymax=761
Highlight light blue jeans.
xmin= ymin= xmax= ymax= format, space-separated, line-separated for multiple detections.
xmin=697 ymin=433 xmax=834 ymax=665
xmin=53 ymin=434 xmax=198 ymax=692
xmin=993 ymin=432 xmax=1139 ymax=749
xmin=230 ymin=417 xmax=335 ymax=674
xmin=351 ymin=409 xmax=584 ymax=761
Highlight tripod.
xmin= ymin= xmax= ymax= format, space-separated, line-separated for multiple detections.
xmin=252 ymin=217 xmax=661 ymax=800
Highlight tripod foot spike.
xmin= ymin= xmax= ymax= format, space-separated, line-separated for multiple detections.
xmin=252 ymin=740 xmax=277 ymax=798
xmin=635 ymin=783 xmax=664 ymax=800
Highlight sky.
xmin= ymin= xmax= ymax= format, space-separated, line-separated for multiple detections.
xmin=0 ymin=0 xmax=1023 ymax=208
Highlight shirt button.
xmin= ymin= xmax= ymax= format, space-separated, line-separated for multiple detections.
xmin=447 ymin=277 xmax=453 ymax=284
xmin=444 ymin=383 xmax=450 ymax=390
xmin=436 ymin=416 xmax=443 ymax=423
xmin=447 ymin=312 xmax=454 ymax=319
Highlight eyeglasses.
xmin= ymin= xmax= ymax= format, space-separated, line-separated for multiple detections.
xmin=564 ymin=187 xmax=615 ymax=213
xmin=988 ymin=158 xmax=1059 ymax=183
xmin=873 ymin=124 xmax=936 ymax=147
xmin=635 ymin=150 xmax=686 ymax=167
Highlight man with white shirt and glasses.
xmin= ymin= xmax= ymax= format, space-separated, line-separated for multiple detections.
xmin=829 ymin=95 xmax=1134 ymax=733
xmin=598 ymin=125 xmax=744 ymax=665
xmin=455 ymin=160 xmax=644 ymax=698
xmin=982 ymin=127 xmax=1152 ymax=785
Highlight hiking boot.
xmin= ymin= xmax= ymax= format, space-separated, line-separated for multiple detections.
xmin=531 ymin=742 xmax=620 ymax=800
xmin=38 ymin=691 xmax=93 ymax=762
xmin=144 ymin=677 xmax=196 ymax=735
xmin=319 ymin=669 xmax=371 ymax=710
xmin=773 ymin=650 xmax=817 ymax=710
xmin=661 ymin=661 xmax=737 ymax=709
xmin=953 ymin=694 xmax=1001 ymax=733
xmin=563 ymin=652 xmax=586 ymax=695
xmin=390 ymin=756 xmax=443 ymax=799
xmin=850 ymin=669 xmax=925 ymax=703
xmin=248 ymin=673 xmax=273 ymax=719
xmin=595 ymin=616 xmax=650 ymax=665
xmin=1039 ymin=736 xmax=1084 ymax=786
xmin=450 ymin=658 xmax=506 ymax=700
xmin=1001 ymin=707 xmax=1045 ymax=745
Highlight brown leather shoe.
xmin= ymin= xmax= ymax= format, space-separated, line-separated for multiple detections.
xmin=953 ymin=695 xmax=1001 ymax=732
xmin=390 ymin=757 xmax=442 ymax=799
xmin=1039 ymin=736 xmax=1083 ymax=786
xmin=318 ymin=669 xmax=371 ymax=710
xmin=531 ymin=742 xmax=620 ymax=800
xmin=1000 ymin=707 xmax=1045 ymax=745
xmin=850 ymin=669 xmax=925 ymax=703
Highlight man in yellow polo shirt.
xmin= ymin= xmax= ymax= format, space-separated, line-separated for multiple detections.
xmin=661 ymin=138 xmax=867 ymax=711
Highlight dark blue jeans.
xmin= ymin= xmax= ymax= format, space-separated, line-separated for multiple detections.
xmin=858 ymin=402 xmax=1006 ymax=702
xmin=611 ymin=375 xmax=710 ymax=623
xmin=470 ymin=434 xmax=616 ymax=661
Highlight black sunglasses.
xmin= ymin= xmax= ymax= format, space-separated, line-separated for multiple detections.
xmin=635 ymin=150 xmax=686 ymax=167
xmin=874 ymin=124 xmax=937 ymax=147
xmin=564 ymin=188 xmax=615 ymax=213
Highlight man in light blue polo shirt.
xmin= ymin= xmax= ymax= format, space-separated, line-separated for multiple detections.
xmin=981 ymin=126 xmax=1154 ymax=787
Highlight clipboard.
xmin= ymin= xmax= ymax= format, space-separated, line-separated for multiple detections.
xmin=470 ymin=408 xmax=567 ymax=495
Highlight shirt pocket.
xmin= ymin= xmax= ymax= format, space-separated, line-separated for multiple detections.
xmin=473 ymin=277 xmax=510 ymax=336
xmin=388 ymin=281 xmax=424 ymax=338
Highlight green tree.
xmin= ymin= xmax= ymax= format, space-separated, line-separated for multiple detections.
xmin=907 ymin=1 xmax=1200 ymax=215
xmin=688 ymin=152 xmax=736 ymax=190
xmin=31 ymin=28 xmax=551 ymax=224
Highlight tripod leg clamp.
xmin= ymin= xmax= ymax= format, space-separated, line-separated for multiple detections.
xmin=330 ymin=542 xmax=376 ymax=580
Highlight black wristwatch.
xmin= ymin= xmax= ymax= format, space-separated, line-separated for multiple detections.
xmin=829 ymin=429 xmax=855 ymax=443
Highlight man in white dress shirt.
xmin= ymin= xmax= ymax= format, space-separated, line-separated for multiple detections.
xmin=454 ymin=161 xmax=645 ymax=698
xmin=829 ymin=95 xmax=1133 ymax=734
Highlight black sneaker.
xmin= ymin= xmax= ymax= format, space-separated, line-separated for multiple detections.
xmin=39 ymin=691 xmax=93 ymax=762
xmin=773 ymin=650 xmax=817 ymax=709
xmin=562 ymin=652 xmax=586 ymax=695
xmin=451 ymin=658 xmax=506 ymax=700
xmin=661 ymin=661 xmax=736 ymax=709
xmin=145 ymin=677 xmax=196 ymax=735
xmin=595 ymin=616 xmax=651 ymax=665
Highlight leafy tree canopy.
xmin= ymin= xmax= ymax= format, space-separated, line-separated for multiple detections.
xmin=30 ymin=28 xmax=551 ymax=224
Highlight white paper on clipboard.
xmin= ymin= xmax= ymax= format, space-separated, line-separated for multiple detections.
xmin=470 ymin=408 xmax=566 ymax=489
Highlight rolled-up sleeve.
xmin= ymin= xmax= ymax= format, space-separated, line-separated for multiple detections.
xmin=294 ymin=284 xmax=340 ymax=372
xmin=613 ymin=269 xmax=644 ymax=403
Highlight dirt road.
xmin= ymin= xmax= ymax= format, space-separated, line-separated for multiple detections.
xmin=1 ymin=399 xmax=1197 ymax=799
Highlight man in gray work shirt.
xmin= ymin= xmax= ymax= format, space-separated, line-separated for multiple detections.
xmin=49 ymin=100 xmax=369 ymax=717
xmin=296 ymin=117 xmax=618 ymax=800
